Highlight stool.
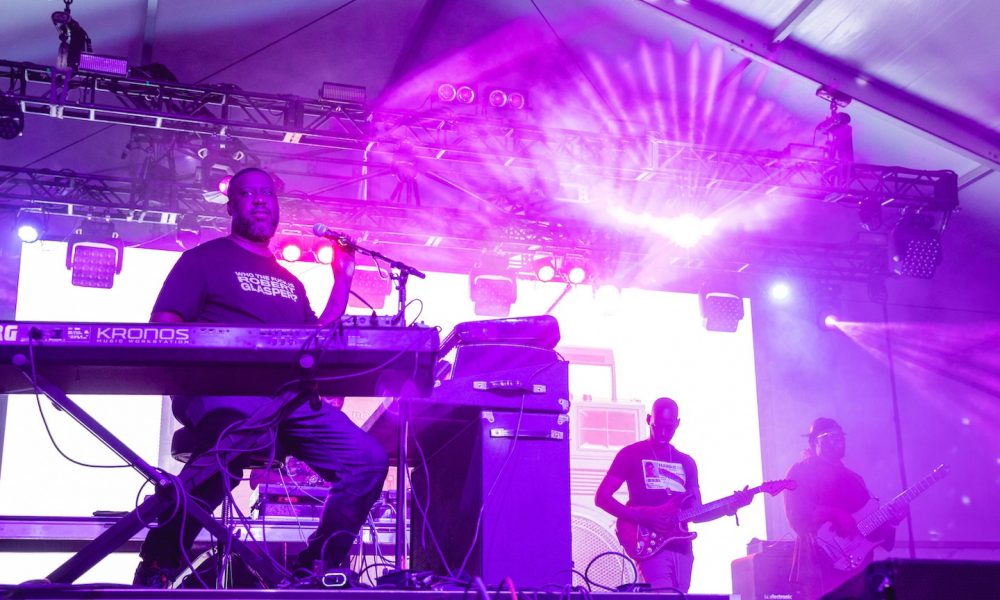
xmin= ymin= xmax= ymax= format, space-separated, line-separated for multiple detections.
xmin=169 ymin=426 xmax=285 ymax=588
xmin=170 ymin=426 xmax=285 ymax=470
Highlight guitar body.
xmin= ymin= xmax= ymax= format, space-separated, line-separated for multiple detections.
xmin=815 ymin=465 xmax=949 ymax=573
xmin=614 ymin=480 xmax=796 ymax=561
xmin=814 ymin=499 xmax=881 ymax=572
xmin=615 ymin=494 xmax=696 ymax=561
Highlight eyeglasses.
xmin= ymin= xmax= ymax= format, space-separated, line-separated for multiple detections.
xmin=231 ymin=188 xmax=277 ymax=201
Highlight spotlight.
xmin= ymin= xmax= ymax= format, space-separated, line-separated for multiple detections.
xmin=314 ymin=241 xmax=334 ymax=265
xmin=532 ymin=257 xmax=556 ymax=282
xmin=16 ymin=212 xmax=45 ymax=243
xmin=349 ymin=266 xmax=392 ymax=310
xmin=436 ymin=82 xmax=457 ymax=103
xmin=768 ymin=281 xmax=792 ymax=302
xmin=816 ymin=304 xmax=841 ymax=331
xmin=507 ymin=91 xmax=526 ymax=110
xmin=0 ymin=95 xmax=25 ymax=140
xmin=470 ymin=261 xmax=517 ymax=317
xmin=455 ymin=85 xmax=476 ymax=105
xmin=563 ymin=258 xmax=589 ymax=284
xmin=699 ymin=287 xmax=744 ymax=333
xmin=891 ymin=213 xmax=942 ymax=279
xmin=487 ymin=89 xmax=508 ymax=108
xmin=65 ymin=222 xmax=123 ymax=289
xmin=279 ymin=241 xmax=303 ymax=262
xmin=667 ymin=213 xmax=715 ymax=249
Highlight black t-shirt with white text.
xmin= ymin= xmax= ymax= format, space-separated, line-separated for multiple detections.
xmin=153 ymin=236 xmax=317 ymax=324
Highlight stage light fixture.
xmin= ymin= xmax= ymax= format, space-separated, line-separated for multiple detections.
xmin=532 ymin=257 xmax=556 ymax=282
xmin=65 ymin=222 xmax=123 ymax=289
xmin=436 ymin=82 xmax=457 ymax=102
xmin=470 ymin=262 xmax=517 ymax=317
xmin=455 ymin=85 xmax=476 ymax=105
xmin=488 ymin=89 xmax=508 ymax=108
xmin=891 ymin=213 xmax=942 ymax=279
xmin=0 ymin=95 xmax=25 ymax=140
xmin=319 ymin=81 xmax=366 ymax=107
xmin=699 ymin=286 xmax=744 ymax=333
xmin=562 ymin=257 xmax=590 ymax=285
xmin=279 ymin=241 xmax=303 ymax=262
xmin=16 ymin=212 xmax=45 ymax=243
xmin=314 ymin=241 xmax=335 ymax=265
xmin=816 ymin=302 xmax=841 ymax=331
xmin=78 ymin=52 xmax=128 ymax=76
xmin=507 ymin=91 xmax=526 ymax=110
xmin=349 ymin=266 xmax=391 ymax=310
xmin=768 ymin=281 xmax=792 ymax=302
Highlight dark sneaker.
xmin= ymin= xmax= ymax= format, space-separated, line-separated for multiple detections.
xmin=133 ymin=560 xmax=180 ymax=589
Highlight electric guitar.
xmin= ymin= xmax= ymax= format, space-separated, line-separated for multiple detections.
xmin=816 ymin=463 xmax=949 ymax=572
xmin=615 ymin=479 xmax=796 ymax=560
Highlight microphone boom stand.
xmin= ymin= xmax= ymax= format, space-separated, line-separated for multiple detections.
xmin=343 ymin=240 xmax=425 ymax=573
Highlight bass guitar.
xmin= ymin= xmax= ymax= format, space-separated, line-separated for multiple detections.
xmin=616 ymin=479 xmax=796 ymax=560
xmin=816 ymin=463 xmax=949 ymax=572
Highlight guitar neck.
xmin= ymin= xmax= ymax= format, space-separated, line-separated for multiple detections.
xmin=857 ymin=470 xmax=942 ymax=536
xmin=678 ymin=485 xmax=762 ymax=523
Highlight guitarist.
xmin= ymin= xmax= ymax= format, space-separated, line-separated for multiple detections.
xmin=784 ymin=418 xmax=905 ymax=600
xmin=595 ymin=397 xmax=751 ymax=592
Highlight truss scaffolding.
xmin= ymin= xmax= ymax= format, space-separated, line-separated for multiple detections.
xmin=0 ymin=59 xmax=956 ymax=283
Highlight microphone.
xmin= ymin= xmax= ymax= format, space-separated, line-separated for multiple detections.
xmin=313 ymin=223 xmax=354 ymax=248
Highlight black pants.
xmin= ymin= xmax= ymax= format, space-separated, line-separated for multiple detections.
xmin=140 ymin=394 xmax=389 ymax=570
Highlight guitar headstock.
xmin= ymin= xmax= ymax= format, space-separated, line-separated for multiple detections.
xmin=761 ymin=479 xmax=797 ymax=495
xmin=931 ymin=464 xmax=950 ymax=480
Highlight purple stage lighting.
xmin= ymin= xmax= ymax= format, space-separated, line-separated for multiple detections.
xmin=437 ymin=83 xmax=457 ymax=102
xmin=508 ymin=91 xmax=526 ymax=110
xmin=669 ymin=213 xmax=714 ymax=249
xmin=488 ymin=89 xmax=508 ymax=108
xmin=456 ymin=85 xmax=476 ymax=105
xmin=16 ymin=213 xmax=44 ymax=243
xmin=566 ymin=264 xmax=587 ymax=285
xmin=768 ymin=281 xmax=792 ymax=302
xmin=279 ymin=241 xmax=303 ymax=262
xmin=314 ymin=241 xmax=334 ymax=265
xmin=823 ymin=314 xmax=839 ymax=329
xmin=699 ymin=290 xmax=745 ymax=333
xmin=470 ymin=270 xmax=517 ymax=317
xmin=17 ymin=224 xmax=41 ymax=243
xmin=533 ymin=257 xmax=556 ymax=282
xmin=349 ymin=266 xmax=391 ymax=310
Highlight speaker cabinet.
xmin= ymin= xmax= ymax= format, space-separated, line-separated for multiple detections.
xmin=410 ymin=409 xmax=572 ymax=586
xmin=824 ymin=559 xmax=1000 ymax=600
xmin=731 ymin=541 xmax=794 ymax=600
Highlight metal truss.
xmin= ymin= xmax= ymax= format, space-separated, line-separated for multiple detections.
xmin=0 ymin=60 xmax=958 ymax=212
xmin=0 ymin=165 xmax=887 ymax=282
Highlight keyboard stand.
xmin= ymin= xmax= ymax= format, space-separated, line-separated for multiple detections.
xmin=12 ymin=354 xmax=300 ymax=587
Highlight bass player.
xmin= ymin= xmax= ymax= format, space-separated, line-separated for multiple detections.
xmin=784 ymin=417 xmax=907 ymax=599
